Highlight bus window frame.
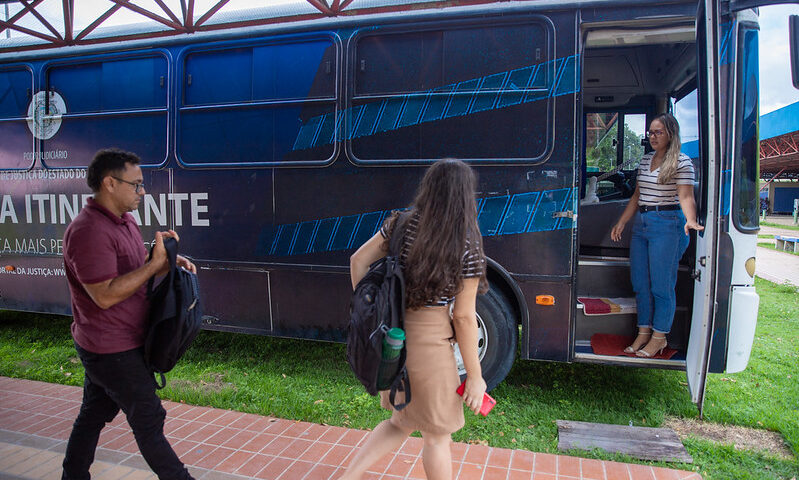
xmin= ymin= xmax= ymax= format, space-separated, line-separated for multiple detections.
xmin=0 ymin=64 xmax=35 ymax=171
xmin=345 ymin=15 xmax=557 ymax=166
xmin=583 ymin=109 xmax=651 ymax=170
xmin=40 ymin=50 xmax=172 ymax=169
xmin=731 ymin=24 xmax=759 ymax=233
xmin=174 ymin=32 xmax=342 ymax=169
xmin=582 ymin=108 xmax=652 ymax=201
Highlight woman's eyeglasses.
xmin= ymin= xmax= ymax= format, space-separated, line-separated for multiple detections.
xmin=646 ymin=130 xmax=667 ymax=138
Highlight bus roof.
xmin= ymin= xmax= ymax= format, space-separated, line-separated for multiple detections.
xmin=0 ymin=0 xmax=696 ymax=55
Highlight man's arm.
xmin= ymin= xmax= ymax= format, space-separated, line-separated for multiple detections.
xmin=82 ymin=231 xmax=173 ymax=310
xmin=83 ymin=260 xmax=162 ymax=310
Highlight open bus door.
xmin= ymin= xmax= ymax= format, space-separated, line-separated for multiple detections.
xmin=689 ymin=0 xmax=795 ymax=415
xmin=686 ymin=0 xmax=721 ymax=416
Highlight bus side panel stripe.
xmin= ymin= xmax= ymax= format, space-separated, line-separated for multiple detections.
xmin=259 ymin=188 xmax=576 ymax=257
xmin=527 ymin=187 xmax=569 ymax=233
xmin=555 ymin=187 xmax=576 ymax=230
xmin=291 ymin=221 xmax=317 ymax=255
xmin=350 ymin=211 xmax=383 ymax=248
xmin=498 ymin=192 xmax=540 ymax=235
xmin=311 ymin=218 xmax=337 ymax=253
xmin=330 ymin=214 xmax=359 ymax=251
xmin=478 ymin=195 xmax=511 ymax=237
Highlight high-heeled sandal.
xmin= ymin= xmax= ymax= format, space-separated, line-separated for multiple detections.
xmin=636 ymin=334 xmax=668 ymax=358
xmin=623 ymin=330 xmax=651 ymax=354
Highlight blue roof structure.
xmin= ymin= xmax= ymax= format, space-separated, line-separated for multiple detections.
xmin=760 ymin=101 xmax=799 ymax=140
xmin=680 ymin=100 xmax=799 ymax=159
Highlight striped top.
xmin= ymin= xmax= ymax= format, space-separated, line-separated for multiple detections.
xmin=380 ymin=211 xmax=484 ymax=306
xmin=637 ymin=152 xmax=695 ymax=206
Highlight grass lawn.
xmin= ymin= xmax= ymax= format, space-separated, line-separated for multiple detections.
xmin=1 ymin=278 xmax=797 ymax=479
xmin=761 ymin=221 xmax=799 ymax=232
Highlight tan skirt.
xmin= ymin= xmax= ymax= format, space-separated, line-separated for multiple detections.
xmin=379 ymin=306 xmax=465 ymax=435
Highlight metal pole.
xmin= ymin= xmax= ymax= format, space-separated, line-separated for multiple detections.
xmin=5 ymin=4 xmax=9 ymax=39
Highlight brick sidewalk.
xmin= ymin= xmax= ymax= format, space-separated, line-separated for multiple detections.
xmin=0 ymin=377 xmax=701 ymax=480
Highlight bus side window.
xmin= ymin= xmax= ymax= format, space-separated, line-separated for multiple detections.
xmin=0 ymin=66 xmax=33 ymax=170
xmin=350 ymin=21 xmax=555 ymax=163
xmin=178 ymin=37 xmax=338 ymax=167
xmin=673 ymin=89 xmax=700 ymax=206
xmin=43 ymin=54 xmax=170 ymax=168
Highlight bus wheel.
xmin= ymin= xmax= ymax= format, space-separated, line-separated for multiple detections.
xmin=453 ymin=286 xmax=517 ymax=391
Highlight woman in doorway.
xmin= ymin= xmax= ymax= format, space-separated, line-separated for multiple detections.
xmin=610 ymin=113 xmax=704 ymax=357
xmin=341 ymin=159 xmax=488 ymax=480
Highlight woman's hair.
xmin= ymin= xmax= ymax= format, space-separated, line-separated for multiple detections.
xmin=388 ymin=159 xmax=487 ymax=309
xmin=653 ymin=113 xmax=683 ymax=184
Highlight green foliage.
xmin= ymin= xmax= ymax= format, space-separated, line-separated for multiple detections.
xmin=1 ymin=276 xmax=797 ymax=478
xmin=586 ymin=119 xmax=644 ymax=173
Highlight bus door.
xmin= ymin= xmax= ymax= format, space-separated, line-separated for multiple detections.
xmin=686 ymin=0 xmax=724 ymax=415
xmin=688 ymin=0 xmax=793 ymax=414
xmin=576 ymin=9 xmax=697 ymax=366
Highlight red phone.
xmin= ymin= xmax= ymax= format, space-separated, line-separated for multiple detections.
xmin=456 ymin=380 xmax=496 ymax=416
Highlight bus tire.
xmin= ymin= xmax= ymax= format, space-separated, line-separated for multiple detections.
xmin=454 ymin=285 xmax=518 ymax=392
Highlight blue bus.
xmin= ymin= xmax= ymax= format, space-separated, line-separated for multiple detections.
xmin=1 ymin=0 xmax=793 ymax=412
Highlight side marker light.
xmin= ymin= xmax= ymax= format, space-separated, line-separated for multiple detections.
xmin=536 ymin=295 xmax=555 ymax=306
xmin=744 ymin=257 xmax=756 ymax=278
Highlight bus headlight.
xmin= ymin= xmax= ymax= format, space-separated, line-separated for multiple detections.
xmin=745 ymin=257 xmax=756 ymax=277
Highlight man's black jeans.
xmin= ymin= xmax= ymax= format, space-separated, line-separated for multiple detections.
xmin=62 ymin=344 xmax=193 ymax=480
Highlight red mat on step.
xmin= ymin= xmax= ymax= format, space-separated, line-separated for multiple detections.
xmin=578 ymin=297 xmax=611 ymax=314
xmin=590 ymin=333 xmax=678 ymax=359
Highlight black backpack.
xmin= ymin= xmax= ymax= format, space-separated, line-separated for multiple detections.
xmin=346 ymin=212 xmax=411 ymax=410
xmin=144 ymin=237 xmax=202 ymax=389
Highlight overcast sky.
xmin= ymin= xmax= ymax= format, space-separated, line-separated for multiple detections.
xmin=758 ymin=4 xmax=799 ymax=114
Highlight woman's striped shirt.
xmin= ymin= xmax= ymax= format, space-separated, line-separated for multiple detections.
xmin=637 ymin=152 xmax=695 ymax=206
xmin=380 ymin=211 xmax=484 ymax=306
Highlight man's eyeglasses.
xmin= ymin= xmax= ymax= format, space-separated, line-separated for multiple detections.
xmin=646 ymin=130 xmax=667 ymax=138
xmin=112 ymin=176 xmax=145 ymax=193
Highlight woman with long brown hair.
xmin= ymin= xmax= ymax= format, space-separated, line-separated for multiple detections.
xmin=340 ymin=158 xmax=488 ymax=480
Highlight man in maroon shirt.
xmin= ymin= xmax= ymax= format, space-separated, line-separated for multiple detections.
xmin=62 ymin=149 xmax=197 ymax=480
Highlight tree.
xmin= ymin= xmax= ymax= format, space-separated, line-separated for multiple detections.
xmin=586 ymin=118 xmax=644 ymax=173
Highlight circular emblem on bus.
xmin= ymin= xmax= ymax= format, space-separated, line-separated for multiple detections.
xmin=27 ymin=91 xmax=66 ymax=140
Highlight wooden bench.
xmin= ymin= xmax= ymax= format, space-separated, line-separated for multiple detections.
xmin=775 ymin=235 xmax=799 ymax=253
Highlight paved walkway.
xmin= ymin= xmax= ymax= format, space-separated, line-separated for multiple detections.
xmin=755 ymin=245 xmax=799 ymax=285
xmin=757 ymin=217 xmax=799 ymax=285
xmin=0 ymin=377 xmax=701 ymax=480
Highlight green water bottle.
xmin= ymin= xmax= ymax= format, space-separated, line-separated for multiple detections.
xmin=376 ymin=328 xmax=405 ymax=390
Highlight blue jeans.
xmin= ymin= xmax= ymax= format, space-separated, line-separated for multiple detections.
xmin=629 ymin=210 xmax=690 ymax=334
xmin=62 ymin=344 xmax=193 ymax=480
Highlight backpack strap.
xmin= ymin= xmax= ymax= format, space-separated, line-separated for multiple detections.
xmin=146 ymin=237 xmax=179 ymax=297
xmin=385 ymin=210 xmax=412 ymax=411
xmin=387 ymin=210 xmax=412 ymax=258
xmin=155 ymin=372 xmax=167 ymax=390
xmin=388 ymin=365 xmax=412 ymax=411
